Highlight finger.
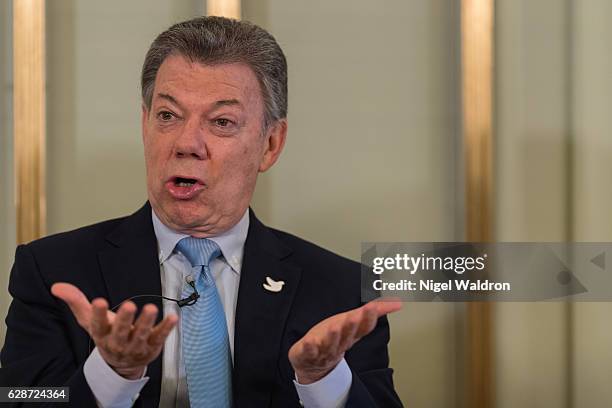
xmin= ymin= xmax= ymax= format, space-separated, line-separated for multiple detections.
xmin=337 ymin=312 xmax=361 ymax=351
xmin=148 ymin=314 xmax=178 ymax=347
xmin=337 ymin=307 xmax=372 ymax=349
xmin=109 ymin=301 xmax=137 ymax=345
xmin=90 ymin=298 xmax=111 ymax=340
xmin=128 ymin=303 xmax=158 ymax=350
xmin=51 ymin=283 xmax=92 ymax=329
xmin=371 ymin=299 xmax=403 ymax=317
xmin=106 ymin=310 xmax=116 ymax=325
xmin=353 ymin=299 xmax=402 ymax=338
xmin=354 ymin=303 xmax=380 ymax=340
xmin=319 ymin=323 xmax=342 ymax=356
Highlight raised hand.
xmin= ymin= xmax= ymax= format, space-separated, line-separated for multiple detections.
xmin=288 ymin=299 xmax=402 ymax=384
xmin=51 ymin=282 xmax=178 ymax=379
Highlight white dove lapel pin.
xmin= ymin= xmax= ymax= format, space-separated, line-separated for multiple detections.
xmin=263 ymin=276 xmax=285 ymax=293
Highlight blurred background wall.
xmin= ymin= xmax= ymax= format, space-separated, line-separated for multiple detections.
xmin=495 ymin=0 xmax=612 ymax=407
xmin=2 ymin=0 xmax=612 ymax=407
xmin=494 ymin=0 xmax=571 ymax=407
xmin=244 ymin=2 xmax=463 ymax=406
xmin=0 ymin=0 xmax=15 ymax=355
xmin=569 ymin=1 xmax=612 ymax=406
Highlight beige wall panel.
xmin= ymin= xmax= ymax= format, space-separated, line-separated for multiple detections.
xmin=495 ymin=303 xmax=569 ymax=407
xmin=46 ymin=0 xmax=203 ymax=234
xmin=495 ymin=0 xmax=570 ymax=240
xmin=495 ymin=1 xmax=570 ymax=407
xmin=207 ymin=0 xmax=240 ymax=19
xmin=244 ymin=1 xmax=461 ymax=406
xmin=571 ymin=0 xmax=612 ymax=406
xmin=247 ymin=0 xmax=459 ymax=258
xmin=0 ymin=0 xmax=16 ymax=346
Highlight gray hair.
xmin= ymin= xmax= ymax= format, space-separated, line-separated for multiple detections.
xmin=141 ymin=16 xmax=288 ymax=129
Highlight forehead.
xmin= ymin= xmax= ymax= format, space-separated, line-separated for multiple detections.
xmin=153 ymin=55 xmax=263 ymax=109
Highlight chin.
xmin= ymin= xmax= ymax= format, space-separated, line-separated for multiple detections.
xmin=151 ymin=196 xmax=199 ymax=227
xmin=166 ymin=204 xmax=208 ymax=228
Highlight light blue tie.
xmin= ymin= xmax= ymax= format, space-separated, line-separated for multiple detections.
xmin=177 ymin=237 xmax=232 ymax=408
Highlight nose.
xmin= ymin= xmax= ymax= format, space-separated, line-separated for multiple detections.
xmin=174 ymin=117 xmax=208 ymax=160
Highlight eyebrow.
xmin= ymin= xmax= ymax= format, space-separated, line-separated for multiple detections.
xmin=157 ymin=93 xmax=180 ymax=106
xmin=155 ymin=93 xmax=242 ymax=110
xmin=213 ymin=99 xmax=241 ymax=108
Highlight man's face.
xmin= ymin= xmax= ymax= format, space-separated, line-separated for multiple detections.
xmin=142 ymin=55 xmax=286 ymax=236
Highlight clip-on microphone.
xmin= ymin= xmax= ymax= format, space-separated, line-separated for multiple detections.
xmin=177 ymin=275 xmax=200 ymax=307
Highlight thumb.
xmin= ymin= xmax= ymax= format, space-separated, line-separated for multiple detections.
xmin=51 ymin=282 xmax=93 ymax=329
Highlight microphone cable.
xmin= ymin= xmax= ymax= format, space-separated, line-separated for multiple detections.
xmin=86 ymin=275 xmax=199 ymax=353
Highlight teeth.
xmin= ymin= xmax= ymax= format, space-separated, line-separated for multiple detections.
xmin=177 ymin=182 xmax=194 ymax=187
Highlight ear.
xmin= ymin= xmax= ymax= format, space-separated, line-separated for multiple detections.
xmin=259 ymin=119 xmax=287 ymax=173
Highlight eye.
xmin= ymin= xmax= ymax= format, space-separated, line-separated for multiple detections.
xmin=214 ymin=118 xmax=233 ymax=127
xmin=157 ymin=111 xmax=175 ymax=121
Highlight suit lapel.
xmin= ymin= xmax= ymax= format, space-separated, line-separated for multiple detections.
xmin=97 ymin=202 xmax=163 ymax=405
xmin=233 ymin=211 xmax=302 ymax=407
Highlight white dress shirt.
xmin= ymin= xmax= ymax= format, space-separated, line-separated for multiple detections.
xmin=83 ymin=209 xmax=351 ymax=407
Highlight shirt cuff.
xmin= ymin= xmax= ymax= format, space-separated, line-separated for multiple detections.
xmin=293 ymin=358 xmax=352 ymax=408
xmin=83 ymin=347 xmax=149 ymax=408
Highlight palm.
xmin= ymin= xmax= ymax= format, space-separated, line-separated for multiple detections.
xmin=51 ymin=282 xmax=178 ymax=379
xmin=288 ymin=300 xmax=401 ymax=384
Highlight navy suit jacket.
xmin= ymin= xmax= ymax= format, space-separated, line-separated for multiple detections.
xmin=0 ymin=203 xmax=402 ymax=407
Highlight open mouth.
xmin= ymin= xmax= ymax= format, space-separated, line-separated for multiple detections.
xmin=173 ymin=177 xmax=198 ymax=187
xmin=166 ymin=176 xmax=205 ymax=200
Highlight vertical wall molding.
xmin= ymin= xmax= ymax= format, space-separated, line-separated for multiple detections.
xmin=461 ymin=0 xmax=494 ymax=407
xmin=13 ymin=0 xmax=46 ymax=244
xmin=206 ymin=0 xmax=241 ymax=19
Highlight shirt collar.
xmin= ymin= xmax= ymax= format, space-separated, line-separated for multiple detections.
xmin=151 ymin=209 xmax=249 ymax=275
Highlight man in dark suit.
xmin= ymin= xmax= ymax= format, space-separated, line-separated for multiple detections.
xmin=1 ymin=16 xmax=402 ymax=407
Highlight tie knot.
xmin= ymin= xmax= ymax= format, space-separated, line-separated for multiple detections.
xmin=176 ymin=237 xmax=221 ymax=267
